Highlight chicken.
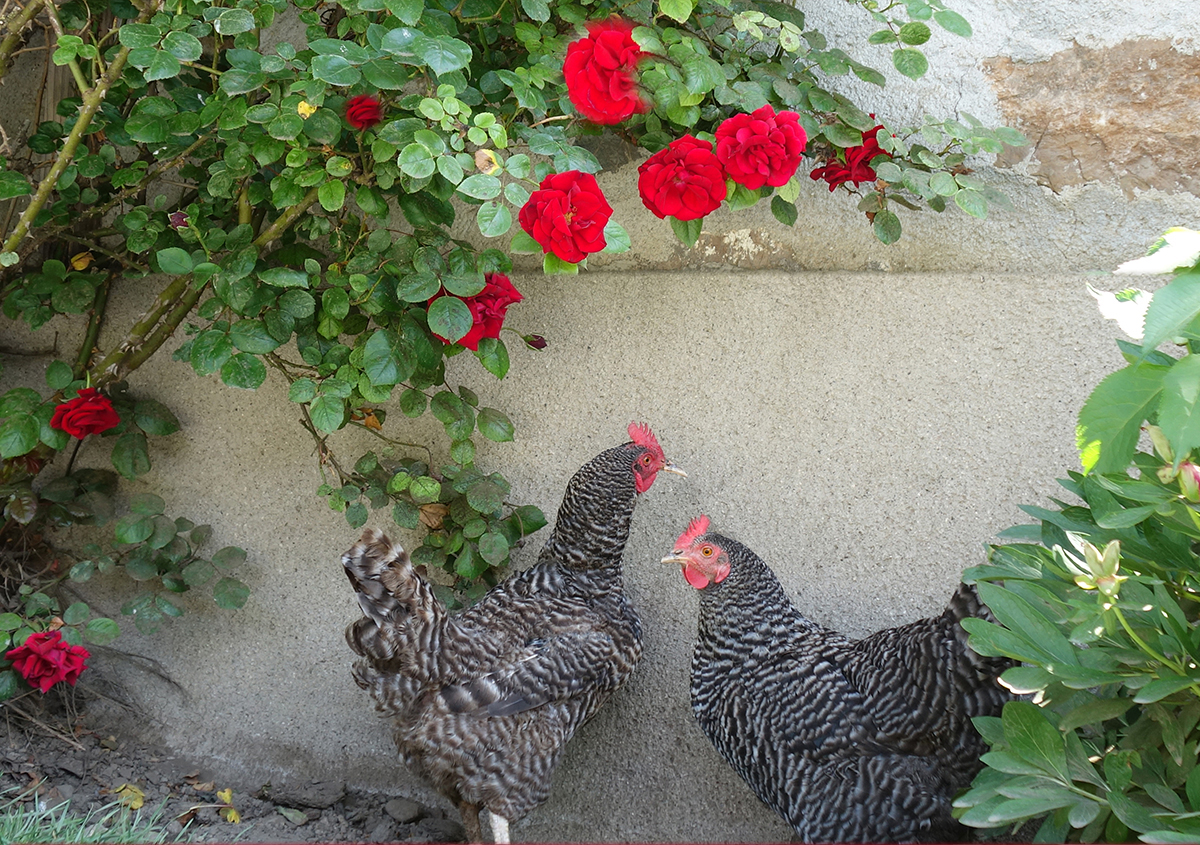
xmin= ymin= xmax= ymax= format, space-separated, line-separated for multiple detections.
xmin=341 ymin=423 xmax=683 ymax=843
xmin=662 ymin=515 xmax=1012 ymax=844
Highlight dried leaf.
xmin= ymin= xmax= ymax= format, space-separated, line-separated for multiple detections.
xmin=114 ymin=783 xmax=145 ymax=810
xmin=194 ymin=780 xmax=215 ymax=792
xmin=277 ymin=806 xmax=309 ymax=825
xmin=362 ymin=412 xmax=382 ymax=431
xmin=419 ymin=503 xmax=449 ymax=530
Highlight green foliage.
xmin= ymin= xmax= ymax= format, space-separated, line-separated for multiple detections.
xmin=955 ymin=235 xmax=1200 ymax=842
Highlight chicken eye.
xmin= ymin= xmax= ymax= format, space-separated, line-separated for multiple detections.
xmin=701 ymin=546 xmax=713 ymax=557
xmin=641 ymin=455 xmax=652 ymax=466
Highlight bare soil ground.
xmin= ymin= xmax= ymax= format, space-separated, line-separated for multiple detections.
xmin=0 ymin=688 xmax=466 ymax=844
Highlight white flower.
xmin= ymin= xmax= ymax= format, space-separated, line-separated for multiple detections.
xmin=1114 ymin=227 xmax=1200 ymax=275
xmin=1088 ymin=283 xmax=1151 ymax=340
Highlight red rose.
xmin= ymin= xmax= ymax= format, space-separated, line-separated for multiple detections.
xmin=715 ymin=105 xmax=807 ymax=190
xmin=6 ymin=630 xmax=90 ymax=694
xmin=518 ymin=171 xmax=612 ymax=264
xmin=563 ymin=18 xmax=646 ymax=125
xmin=345 ymin=94 xmax=383 ymax=130
xmin=810 ymin=124 xmax=890 ymax=191
xmin=50 ymin=387 xmax=119 ymax=438
xmin=428 ymin=273 xmax=524 ymax=350
xmin=637 ymin=135 xmax=727 ymax=221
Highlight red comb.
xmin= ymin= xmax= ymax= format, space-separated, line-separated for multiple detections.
xmin=627 ymin=421 xmax=662 ymax=457
xmin=676 ymin=515 xmax=710 ymax=549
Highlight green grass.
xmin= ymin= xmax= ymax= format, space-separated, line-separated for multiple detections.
xmin=0 ymin=795 xmax=177 ymax=844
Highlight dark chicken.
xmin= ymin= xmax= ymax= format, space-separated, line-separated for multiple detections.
xmin=663 ymin=515 xmax=1012 ymax=843
xmin=342 ymin=424 xmax=683 ymax=843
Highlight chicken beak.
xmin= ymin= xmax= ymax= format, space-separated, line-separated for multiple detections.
xmin=661 ymin=553 xmax=688 ymax=566
xmin=660 ymin=462 xmax=687 ymax=478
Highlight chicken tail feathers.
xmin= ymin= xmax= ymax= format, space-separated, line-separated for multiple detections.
xmin=342 ymin=528 xmax=445 ymax=664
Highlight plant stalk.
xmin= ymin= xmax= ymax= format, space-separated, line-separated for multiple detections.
xmin=0 ymin=0 xmax=49 ymax=81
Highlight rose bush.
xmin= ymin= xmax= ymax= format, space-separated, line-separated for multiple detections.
xmin=5 ymin=629 xmax=90 ymax=694
xmin=0 ymin=0 xmax=1025 ymax=683
xmin=563 ymin=18 xmax=647 ymax=125
xmin=715 ymin=105 xmax=807 ymax=191
xmin=429 ymin=273 xmax=524 ymax=351
xmin=518 ymin=170 xmax=614 ymax=265
xmin=50 ymin=388 xmax=120 ymax=439
xmin=637 ymin=135 xmax=728 ymax=221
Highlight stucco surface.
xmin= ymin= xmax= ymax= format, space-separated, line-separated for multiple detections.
xmin=2 ymin=0 xmax=1200 ymax=840
xmin=4 ymin=268 xmax=1128 ymax=842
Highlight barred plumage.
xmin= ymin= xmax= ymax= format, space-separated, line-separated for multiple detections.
xmin=665 ymin=521 xmax=1012 ymax=844
xmin=342 ymin=425 xmax=682 ymax=842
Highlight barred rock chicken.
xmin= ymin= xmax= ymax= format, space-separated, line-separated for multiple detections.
xmin=662 ymin=516 xmax=1012 ymax=844
xmin=342 ymin=423 xmax=683 ymax=844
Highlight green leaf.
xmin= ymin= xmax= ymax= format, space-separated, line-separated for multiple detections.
xmin=143 ymin=49 xmax=181 ymax=81
xmin=114 ymin=513 xmax=153 ymax=544
xmin=162 ymin=30 xmax=202 ymax=60
xmin=1001 ymin=700 xmax=1069 ymax=779
xmin=83 ymin=617 xmax=120 ymax=644
xmin=1158 ymin=354 xmax=1200 ymax=462
xmin=409 ymin=476 xmax=441 ymax=504
xmin=414 ymin=35 xmax=472 ymax=75
xmin=892 ymin=47 xmax=928 ymax=79
xmin=457 ymin=174 xmax=501 ymax=200
xmin=466 ymin=477 xmax=507 ymax=513
xmin=1133 ymin=674 xmax=1199 ymax=704
xmin=319 ymin=179 xmax=346 ymax=212
xmin=954 ymin=188 xmax=987 ymax=219
xmin=259 ymin=267 xmax=309 ymax=289
xmin=131 ymin=399 xmax=179 ymax=437
xmin=543 ymin=253 xmax=578 ymax=275
xmin=669 ymin=216 xmax=703 ymax=248
xmin=475 ymin=338 xmax=510 ymax=379
xmin=477 ymin=407 xmax=514 ymax=442
xmin=230 ymin=319 xmax=282 ymax=354
xmin=1077 ymin=363 xmax=1168 ymax=473
xmin=872 ymin=209 xmax=902 ymax=244
xmin=520 ymin=0 xmax=549 ymax=21
xmin=976 ymin=582 xmax=1079 ymax=667
xmin=111 ymin=431 xmax=151 ymax=479
xmin=214 ymin=8 xmax=255 ymax=34
xmin=362 ymin=329 xmax=414 ymax=386
xmin=399 ymin=387 xmax=426 ymax=417
xmin=509 ymin=229 xmax=541 ymax=254
xmin=0 ymin=414 xmax=39 ymax=458
xmin=477 ymin=202 xmax=512 ymax=237
xmin=0 ymin=613 xmax=23 ymax=631
xmin=384 ymin=0 xmax=423 ymax=25
xmin=933 ymin=8 xmax=972 ymax=36
xmin=129 ymin=492 xmax=165 ymax=515
xmin=220 ymin=353 xmax=266 ymax=389
xmin=1142 ymin=270 xmax=1200 ymax=353
xmin=428 ymin=296 xmax=473 ymax=343
xmin=398 ymin=143 xmax=436 ymax=179
xmin=477 ymin=531 xmax=509 ymax=565
xmin=213 ymin=577 xmax=250 ymax=609
xmin=309 ymin=394 xmax=346 ymax=432
xmin=659 ymin=0 xmax=694 ymax=22
xmin=770 ymin=195 xmax=798 ymax=228
xmin=118 ymin=22 xmax=161 ymax=48
xmin=212 ymin=546 xmax=247 ymax=568
xmin=191 ymin=329 xmax=234 ymax=375
xmin=897 ymin=21 xmax=932 ymax=45
xmin=0 ymin=171 xmax=32 ymax=200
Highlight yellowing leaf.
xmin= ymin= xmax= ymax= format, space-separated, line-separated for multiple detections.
xmin=474 ymin=149 xmax=499 ymax=175
xmin=217 ymin=787 xmax=233 ymax=803
xmin=70 ymin=251 xmax=94 ymax=270
xmin=114 ymin=783 xmax=145 ymax=809
xmin=297 ymin=100 xmax=317 ymax=118
xmin=220 ymin=806 xmax=241 ymax=823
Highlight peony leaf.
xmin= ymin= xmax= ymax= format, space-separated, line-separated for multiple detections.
xmin=1076 ymin=362 xmax=1167 ymax=473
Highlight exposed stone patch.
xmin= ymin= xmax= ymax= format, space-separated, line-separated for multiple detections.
xmin=985 ymin=39 xmax=1200 ymax=198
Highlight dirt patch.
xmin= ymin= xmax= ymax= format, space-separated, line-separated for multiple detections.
xmin=0 ymin=689 xmax=465 ymax=843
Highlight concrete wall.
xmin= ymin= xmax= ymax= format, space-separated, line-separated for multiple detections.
xmin=3 ymin=0 xmax=1200 ymax=841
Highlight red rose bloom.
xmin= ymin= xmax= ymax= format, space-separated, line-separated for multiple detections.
xmin=715 ymin=105 xmax=807 ymax=190
xmin=810 ymin=124 xmax=890 ymax=191
xmin=428 ymin=273 xmax=524 ymax=350
xmin=637 ymin=135 xmax=728 ymax=221
xmin=50 ymin=387 xmax=120 ymax=438
xmin=6 ymin=630 xmax=90 ymax=694
xmin=518 ymin=171 xmax=612 ymax=264
xmin=344 ymin=95 xmax=383 ymax=130
xmin=562 ymin=18 xmax=646 ymax=125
